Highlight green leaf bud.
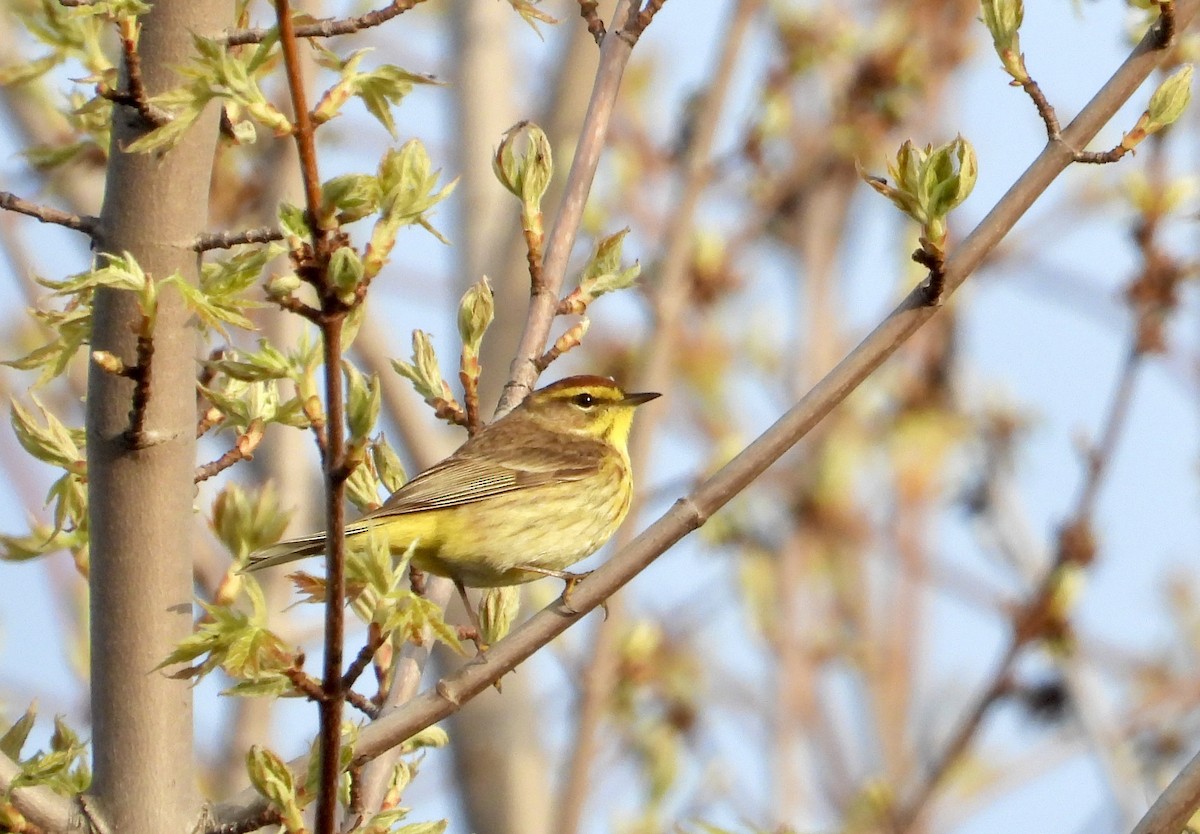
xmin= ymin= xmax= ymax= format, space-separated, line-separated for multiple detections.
xmin=457 ymin=276 xmax=495 ymax=358
xmin=1147 ymin=65 xmax=1193 ymax=133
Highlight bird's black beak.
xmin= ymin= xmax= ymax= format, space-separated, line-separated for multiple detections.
xmin=623 ymin=391 xmax=661 ymax=406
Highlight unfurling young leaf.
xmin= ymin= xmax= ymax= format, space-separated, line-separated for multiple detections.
xmin=1114 ymin=67 xmax=1193 ymax=154
xmin=860 ymin=135 xmax=977 ymax=257
xmin=10 ymin=398 xmax=84 ymax=473
xmin=480 ymin=586 xmax=520 ymax=645
xmin=559 ymin=229 xmax=642 ymax=314
xmin=247 ymin=745 xmax=306 ymax=832
xmin=392 ymin=332 xmax=466 ymax=427
xmin=1146 ymin=65 xmax=1193 ymax=133
xmin=343 ymin=362 xmax=382 ymax=444
xmin=457 ymin=276 xmax=494 ymax=359
xmin=492 ymin=121 xmax=553 ymax=207
xmin=366 ymin=140 xmax=457 ymax=277
xmin=328 ymin=246 xmax=365 ymax=304
xmin=980 ymin=0 xmax=1027 ymax=82
xmin=372 ymin=438 xmax=407 ymax=494
xmin=210 ymin=482 xmax=291 ymax=564
xmin=0 ymin=704 xmax=37 ymax=760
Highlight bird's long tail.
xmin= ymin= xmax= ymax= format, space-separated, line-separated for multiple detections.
xmin=244 ymin=516 xmax=389 ymax=572
xmin=242 ymin=533 xmax=329 ymax=572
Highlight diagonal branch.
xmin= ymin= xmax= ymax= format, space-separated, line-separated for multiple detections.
xmin=1130 ymin=746 xmax=1200 ymax=834
xmin=495 ymin=0 xmax=639 ymax=415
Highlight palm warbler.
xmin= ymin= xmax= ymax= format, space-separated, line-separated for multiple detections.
xmin=246 ymin=375 xmax=659 ymax=597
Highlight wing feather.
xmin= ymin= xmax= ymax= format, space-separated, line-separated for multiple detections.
xmin=363 ymin=430 xmax=607 ymax=520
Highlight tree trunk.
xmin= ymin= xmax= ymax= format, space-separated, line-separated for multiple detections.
xmin=87 ymin=3 xmax=228 ymax=832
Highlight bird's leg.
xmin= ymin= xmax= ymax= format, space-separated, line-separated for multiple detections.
xmin=453 ymin=578 xmax=488 ymax=654
xmin=514 ymin=564 xmax=606 ymax=617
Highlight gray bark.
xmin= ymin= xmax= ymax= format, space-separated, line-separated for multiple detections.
xmin=86 ymin=2 xmax=228 ymax=832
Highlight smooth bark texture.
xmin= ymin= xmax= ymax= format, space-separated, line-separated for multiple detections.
xmin=87 ymin=2 xmax=228 ymax=833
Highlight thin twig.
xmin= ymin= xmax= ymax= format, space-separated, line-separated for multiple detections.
xmin=1074 ymin=146 xmax=1131 ymax=165
xmin=194 ymin=419 xmax=265 ymax=483
xmin=459 ymin=370 xmax=482 ymax=436
xmin=346 ymin=689 xmax=380 ymax=719
xmin=272 ymin=294 xmax=322 ymax=323
xmin=522 ymin=224 xmax=544 ymax=295
xmin=888 ymin=644 xmax=1021 ymax=832
xmin=196 ymin=406 xmax=225 ymax=438
xmin=1022 ymin=78 xmax=1063 ymax=141
xmin=577 ymin=0 xmax=605 ymax=44
xmin=205 ymin=806 xmax=283 ymax=834
xmin=0 ymin=191 xmax=99 ymax=236
xmin=346 ymin=763 xmax=365 ymax=828
xmin=1129 ymin=745 xmax=1200 ymax=834
xmin=278 ymin=15 xmax=324 ymax=241
xmin=98 ymin=19 xmax=171 ymax=127
xmin=124 ymin=321 xmax=155 ymax=449
xmin=622 ymin=0 xmax=668 ymax=41
xmin=274 ymin=2 xmax=350 ymax=834
xmin=1070 ymin=348 xmax=1142 ymax=521
xmin=891 ymin=223 xmax=1157 ymax=834
xmin=342 ymin=623 xmax=385 ymax=690
xmin=194 ymin=227 xmax=284 ymax=252
xmin=224 ymin=0 xmax=427 ymax=46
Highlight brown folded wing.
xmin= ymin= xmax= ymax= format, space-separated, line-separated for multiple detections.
xmin=362 ymin=427 xmax=609 ymax=519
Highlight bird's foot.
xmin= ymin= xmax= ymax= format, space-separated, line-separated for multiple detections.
xmin=514 ymin=565 xmax=605 ymax=617
xmin=456 ymin=624 xmax=489 ymax=656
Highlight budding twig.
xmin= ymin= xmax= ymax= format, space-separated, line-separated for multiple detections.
xmin=125 ymin=320 xmax=155 ymax=449
xmin=224 ymin=0 xmax=428 ymax=46
xmin=0 ymin=191 xmax=99 ymax=236
xmin=342 ymin=623 xmax=386 ymax=691
xmin=194 ymin=419 xmax=265 ymax=483
xmin=577 ymin=0 xmax=605 ymax=43
xmin=194 ymin=227 xmax=285 ymax=252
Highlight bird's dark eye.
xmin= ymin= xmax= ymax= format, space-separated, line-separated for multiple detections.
xmin=571 ymin=392 xmax=597 ymax=408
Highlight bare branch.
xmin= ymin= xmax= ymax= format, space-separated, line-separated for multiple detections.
xmin=622 ymin=0 xmax=668 ymax=41
xmin=97 ymin=19 xmax=172 ymax=127
xmin=273 ymin=3 xmax=354 ymax=832
xmin=1130 ymin=746 xmax=1200 ymax=834
xmin=224 ymin=0 xmax=428 ymax=46
xmin=193 ymin=227 xmax=284 ymax=252
xmin=0 ymin=191 xmax=99 ymax=236
xmin=555 ymin=1 xmax=760 ymax=829
xmin=341 ymin=622 xmax=385 ymax=691
xmin=193 ymin=419 xmax=265 ymax=483
xmin=577 ymin=0 xmax=604 ymax=44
